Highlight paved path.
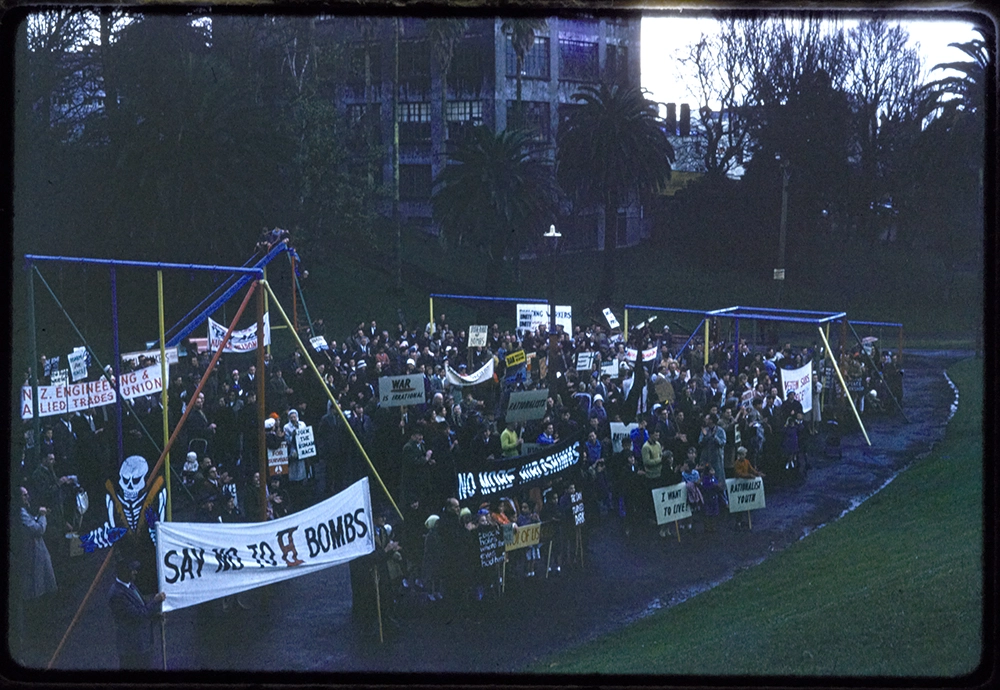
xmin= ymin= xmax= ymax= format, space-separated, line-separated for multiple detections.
xmin=33 ymin=350 xmax=966 ymax=674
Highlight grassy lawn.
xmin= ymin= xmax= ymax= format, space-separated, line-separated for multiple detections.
xmin=530 ymin=357 xmax=983 ymax=677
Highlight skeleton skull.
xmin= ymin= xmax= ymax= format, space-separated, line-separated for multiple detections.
xmin=119 ymin=455 xmax=149 ymax=503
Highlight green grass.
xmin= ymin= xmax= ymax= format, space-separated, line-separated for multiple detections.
xmin=529 ymin=357 xmax=983 ymax=677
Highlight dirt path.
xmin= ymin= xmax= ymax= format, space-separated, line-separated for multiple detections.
xmin=38 ymin=350 xmax=967 ymax=673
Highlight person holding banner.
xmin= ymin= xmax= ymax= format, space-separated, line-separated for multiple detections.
xmin=107 ymin=557 xmax=165 ymax=670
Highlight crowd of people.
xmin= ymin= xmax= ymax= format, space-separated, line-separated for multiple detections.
xmin=14 ymin=265 xmax=906 ymax=651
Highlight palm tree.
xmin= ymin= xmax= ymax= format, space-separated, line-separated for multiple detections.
xmin=557 ymin=83 xmax=675 ymax=296
xmin=921 ymin=27 xmax=990 ymax=119
xmin=433 ymin=127 xmax=557 ymax=286
xmin=500 ymin=18 xmax=547 ymax=128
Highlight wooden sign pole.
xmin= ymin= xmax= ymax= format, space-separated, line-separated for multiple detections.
xmin=374 ymin=568 xmax=384 ymax=644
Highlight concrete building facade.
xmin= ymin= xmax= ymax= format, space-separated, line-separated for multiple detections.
xmin=321 ymin=15 xmax=645 ymax=251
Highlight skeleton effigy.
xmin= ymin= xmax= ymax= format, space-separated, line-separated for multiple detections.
xmin=80 ymin=455 xmax=166 ymax=552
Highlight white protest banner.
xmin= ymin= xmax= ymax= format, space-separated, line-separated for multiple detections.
xmin=576 ymin=351 xmax=595 ymax=371
xmin=123 ymin=347 xmax=179 ymax=366
xmin=505 ymin=388 xmax=550 ymax=423
xmin=118 ymin=363 xmax=169 ymax=401
xmin=268 ymin=444 xmax=289 ymax=476
xmin=445 ymin=359 xmax=494 ymax=387
xmin=601 ymin=360 xmax=619 ymax=378
xmin=516 ymin=304 xmax=572 ymax=337
xmin=207 ymin=313 xmax=270 ymax=353
xmin=726 ymin=477 xmax=766 ymax=513
xmin=378 ymin=374 xmax=426 ymax=407
xmin=156 ymin=477 xmax=375 ymax=613
xmin=296 ymin=426 xmax=316 ymax=459
xmin=780 ymin=364 xmax=813 ymax=413
xmin=43 ymin=357 xmax=58 ymax=377
xmin=602 ymin=308 xmax=620 ymax=330
xmin=69 ymin=350 xmax=88 ymax=382
xmin=625 ymin=347 xmax=658 ymax=363
xmin=610 ymin=422 xmax=638 ymax=454
xmin=740 ymin=389 xmax=755 ymax=410
xmin=651 ymin=482 xmax=692 ymax=525
xmin=468 ymin=325 xmax=488 ymax=348
xmin=20 ymin=363 xmax=167 ymax=420
xmin=309 ymin=336 xmax=329 ymax=351
xmin=50 ymin=368 xmax=69 ymax=387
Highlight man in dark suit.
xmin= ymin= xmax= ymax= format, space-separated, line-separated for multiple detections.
xmin=107 ymin=558 xmax=166 ymax=669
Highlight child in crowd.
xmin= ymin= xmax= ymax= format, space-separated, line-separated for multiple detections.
xmin=516 ymin=498 xmax=541 ymax=577
xmin=699 ymin=463 xmax=727 ymax=533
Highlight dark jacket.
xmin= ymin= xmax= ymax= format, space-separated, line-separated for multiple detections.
xmin=107 ymin=579 xmax=160 ymax=669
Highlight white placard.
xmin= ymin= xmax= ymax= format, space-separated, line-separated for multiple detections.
xmin=576 ymin=351 xmax=595 ymax=371
xmin=468 ymin=325 xmax=489 ymax=348
xmin=601 ymin=360 xmax=619 ymax=378
xmin=602 ymin=308 xmax=620 ymax=330
xmin=268 ymin=443 xmax=288 ymax=475
xmin=516 ymin=304 xmax=572 ymax=337
xmin=610 ymin=422 xmax=638 ymax=454
xmin=156 ymin=478 xmax=375 ymax=613
xmin=726 ymin=477 xmax=766 ymax=513
xmin=651 ymin=482 xmax=692 ymax=525
xmin=296 ymin=426 xmax=316 ymax=459
xmin=50 ymin=368 xmax=69 ymax=386
xmin=780 ymin=364 xmax=813 ymax=413
xmin=505 ymin=388 xmax=550 ymax=423
xmin=309 ymin=336 xmax=329 ymax=351
xmin=69 ymin=351 xmax=88 ymax=382
xmin=378 ymin=374 xmax=426 ymax=408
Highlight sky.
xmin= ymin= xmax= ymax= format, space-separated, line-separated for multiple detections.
xmin=640 ymin=13 xmax=984 ymax=108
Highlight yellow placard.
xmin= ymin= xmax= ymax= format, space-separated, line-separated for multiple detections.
xmin=505 ymin=522 xmax=541 ymax=551
xmin=505 ymin=349 xmax=526 ymax=368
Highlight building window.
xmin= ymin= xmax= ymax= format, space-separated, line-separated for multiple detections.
xmin=399 ymin=164 xmax=432 ymax=201
xmin=507 ymin=100 xmax=550 ymax=140
xmin=398 ymin=101 xmax=431 ymax=143
xmin=446 ymin=100 xmax=484 ymax=141
xmin=606 ymin=44 xmax=629 ymax=84
xmin=506 ymin=36 xmax=550 ymax=79
xmin=559 ymin=39 xmax=598 ymax=82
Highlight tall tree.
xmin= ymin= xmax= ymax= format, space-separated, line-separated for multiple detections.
xmin=557 ymin=84 xmax=674 ymax=296
xmin=844 ymin=18 xmax=923 ymax=234
xmin=433 ymin=127 xmax=557 ymax=286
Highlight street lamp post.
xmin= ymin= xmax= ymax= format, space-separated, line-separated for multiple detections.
xmin=775 ymin=153 xmax=790 ymax=306
xmin=543 ymin=224 xmax=561 ymax=392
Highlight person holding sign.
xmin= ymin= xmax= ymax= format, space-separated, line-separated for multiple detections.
xmin=500 ymin=419 xmax=523 ymax=459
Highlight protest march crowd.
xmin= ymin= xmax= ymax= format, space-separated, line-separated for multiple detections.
xmin=12 ymin=241 xmax=906 ymax=657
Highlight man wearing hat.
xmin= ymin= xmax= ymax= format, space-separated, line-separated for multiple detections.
xmin=107 ymin=557 xmax=166 ymax=669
